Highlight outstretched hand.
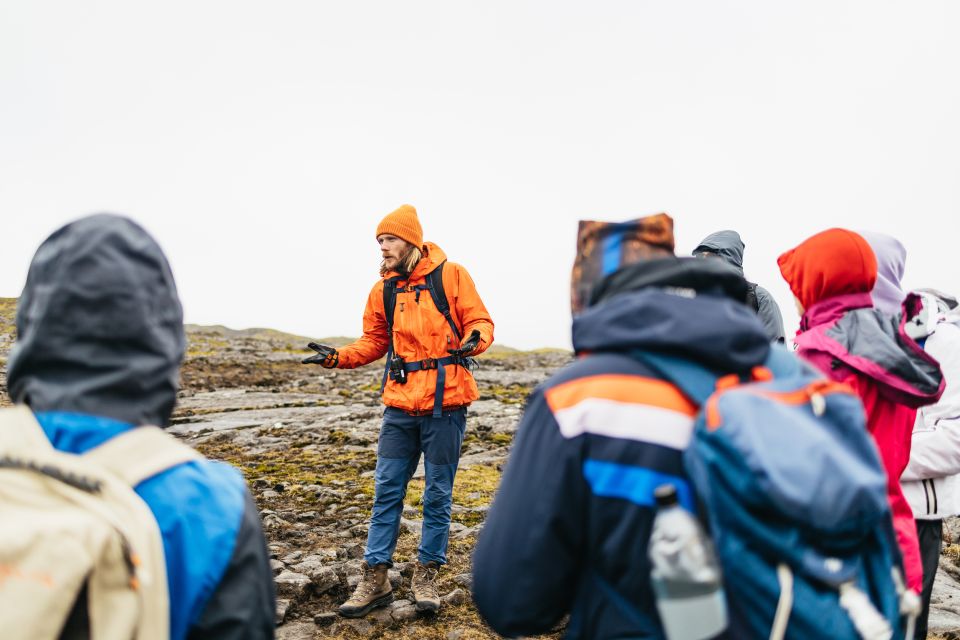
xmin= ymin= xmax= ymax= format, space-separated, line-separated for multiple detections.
xmin=303 ymin=342 xmax=339 ymax=368
xmin=448 ymin=330 xmax=481 ymax=358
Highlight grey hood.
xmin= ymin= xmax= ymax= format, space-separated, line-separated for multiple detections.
xmin=692 ymin=230 xmax=745 ymax=275
xmin=6 ymin=214 xmax=185 ymax=426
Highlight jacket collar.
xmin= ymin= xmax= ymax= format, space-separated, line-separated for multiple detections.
xmin=383 ymin=242 xmax=446 ymax=282
xmin=800 ymin=292 xmax=874 ymax=332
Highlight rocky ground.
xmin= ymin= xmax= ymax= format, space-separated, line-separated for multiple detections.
xmin=174 ymin=325 xmax=569 ymax=639
xmin=0 ymin=301 xmax=569 ymax=638
xmin=3 ymin=297 xmax=960 ymax=639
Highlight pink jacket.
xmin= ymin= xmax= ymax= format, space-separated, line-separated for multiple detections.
xmin=794 ymin=292 xmax=944 ymax=592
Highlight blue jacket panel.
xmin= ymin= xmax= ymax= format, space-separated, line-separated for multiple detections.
xmin=35 ymin=411 xmax=248 ymax=640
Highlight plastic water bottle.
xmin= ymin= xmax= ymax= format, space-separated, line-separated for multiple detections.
xmin=648 ymin=484 xmax=727 ymax=640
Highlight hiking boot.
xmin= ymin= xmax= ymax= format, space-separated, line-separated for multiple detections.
xmin=411 ymin=561 xmax=441 ymax=613
xmin=338 ymin=562 xmax=393 ymax=618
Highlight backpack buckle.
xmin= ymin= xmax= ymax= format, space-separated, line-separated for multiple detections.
xmin=420 ymin=358 xmax=438 ymax=370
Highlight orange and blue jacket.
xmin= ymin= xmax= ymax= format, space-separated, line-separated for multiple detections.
xmin=337 ymin=242 xmax=494 ymax=414
xmin=473 ymin=258 xmax=772 ymax=639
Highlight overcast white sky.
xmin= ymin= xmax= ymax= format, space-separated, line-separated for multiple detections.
xmin=2 ymin=2 xmax=958 ymax=350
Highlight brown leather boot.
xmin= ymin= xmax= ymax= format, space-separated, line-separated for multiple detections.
xmin=338 ymin=562 xmax=393 ymax=618
xmin=411 ymin=561 xmax=441 ymax=613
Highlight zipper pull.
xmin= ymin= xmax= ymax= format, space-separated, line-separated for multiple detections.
xmin=810 ymin=391 xmax=826 ymax=417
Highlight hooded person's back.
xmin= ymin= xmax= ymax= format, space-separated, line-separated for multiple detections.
xmin=473 ymin=215 xmax=771 ymax=639
xmin=693 ymin=230 xmax=786 ymax=343
xmin=860 ymin=230 xmax=907 ymax=315
xmin=778 ymin=227 xmax=944 ymax=594
xmin=6 ymin=214 xmax=275 ymax=639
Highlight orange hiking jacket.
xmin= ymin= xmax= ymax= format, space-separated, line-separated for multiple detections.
xmin=337 ymin=243 xmax=494 ymax=414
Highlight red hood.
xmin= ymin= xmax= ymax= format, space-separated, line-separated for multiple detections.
xmin=778 ymin=228 xmax=877 ymax=311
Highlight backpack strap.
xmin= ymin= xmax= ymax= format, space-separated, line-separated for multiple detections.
xmin=382 ymin=276 xmax=402 ymax=333
xmin=631 ymin=344 xmax=800 ymax=406
xmin=0 ymin=405 xmax=56 ymax=453
xmin=381 ymin=276 xmax=404 ymax=392
xmin=425 ymin=261 xmax=462 ymax=342
xmin=83 ymin=426 xmax=203 ymax=488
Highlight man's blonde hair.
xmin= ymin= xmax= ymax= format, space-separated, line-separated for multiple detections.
xmin=381 ymin=244 xmax=422 ymax=277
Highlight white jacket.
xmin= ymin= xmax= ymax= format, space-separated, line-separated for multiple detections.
xmin=902 ymin=297 xmax=960 ymax=520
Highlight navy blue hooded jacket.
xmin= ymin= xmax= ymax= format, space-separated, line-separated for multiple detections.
xmin=472 ymin=257 xmax=770 ymax=639
xmin=6 ymin=214 xmax=275 ymax=640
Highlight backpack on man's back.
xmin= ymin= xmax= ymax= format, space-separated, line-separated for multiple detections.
xmin=637 ymin=346 xmax=920 ymax=640
xmin=0 ymin=406 xmax=201 ymax=640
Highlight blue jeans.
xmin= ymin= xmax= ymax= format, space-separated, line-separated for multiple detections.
xmin=364 ymin=406 xmax=467 ymax=567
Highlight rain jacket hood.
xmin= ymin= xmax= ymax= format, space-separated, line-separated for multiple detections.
xmin=861 ymin=231 xmax=907 ymax=315
xmin=779 ymin=229 xmax=943 ymax=407
xmin=692 ymin=229 xmax=746 ymax=274
xmin=575 ymin=257 xmax=771 ymax=374
xmin=6 ymin=214 xmax=185 ymax=427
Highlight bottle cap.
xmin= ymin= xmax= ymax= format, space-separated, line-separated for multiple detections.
xmin=654 ymin=484 xmax=679 ymax=507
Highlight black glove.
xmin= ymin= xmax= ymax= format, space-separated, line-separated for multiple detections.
xmin=448 ymin=330 xmax=481 ymax=358
xmin=302 ymin=342 xmax=339 ymax=368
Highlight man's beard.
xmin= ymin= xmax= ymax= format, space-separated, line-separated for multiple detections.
xmin=381 ymin=247 xmax=414 ymax=276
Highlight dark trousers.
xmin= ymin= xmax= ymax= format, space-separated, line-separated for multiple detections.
xmin=364 ymin=407 xmax=467 ymax=566
xmin=916 ymin=519 xmax=943 ymax=640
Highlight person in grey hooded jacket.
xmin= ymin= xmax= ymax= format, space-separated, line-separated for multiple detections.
xmin=693 ymin=230 xmax=786 ymax=342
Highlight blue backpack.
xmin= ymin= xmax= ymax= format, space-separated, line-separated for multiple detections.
xmin=636 ymin=345 xmax=920 ymax=640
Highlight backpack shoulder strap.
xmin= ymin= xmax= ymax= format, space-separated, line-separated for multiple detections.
xmin=631 ymin=351 xmax=719 ymax=406
xmin=631 ymin=344 xmax=801 ymax=406
xmin=425 ymin=261 xmax=462 ymax=341
xmin=0 ymin=405 xmax=55 ymax=453
xmin=84 ymin=426 xmax=203 ymax=487
xmin=382 ymin=276 xmax=403 ymax=331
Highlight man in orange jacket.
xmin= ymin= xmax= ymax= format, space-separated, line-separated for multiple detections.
xmin=304 ymin=204 xmax=494 ymax=618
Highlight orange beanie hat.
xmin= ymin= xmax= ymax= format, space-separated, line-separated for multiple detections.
xmin=376 ymin=205 xmax=423 ymax=248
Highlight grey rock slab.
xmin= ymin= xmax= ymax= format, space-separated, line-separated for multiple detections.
xmin=293 ymin=562 xmax=340 ymax=594
xmin=264 ymin=514 xmax=290 ymax=529
xmin=171 ymin=405 xmax=335 ymax=435
xmin=275 ymin=598 xmax=291 ymax=625
xmin=275 ymin=621 xmax=318 ymax=640
xmin=176 ymin=390 xmax=323 ymax=413
xmin=400 ymin=518 xmax=423 ymax=536
xmin=931 ymin=559 xmax=960 ymax=635
xmin=270 ymin=559 xmax=285 ymax=575
xmin=274 ymin=570 xmax=312 ymax=598
xmin=391 ymin=600 xmax=418 ymax=622
xmin=442 ymin=588 xmax=468 ymax=606
xmin=453 ymin=525 xmax=480 ymax=540
xmin=367 ymin=606 xmax=395 ymax=625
